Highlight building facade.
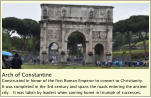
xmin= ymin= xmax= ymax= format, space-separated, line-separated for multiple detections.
xmin=40 ymin=4 xmax=113 ymax=64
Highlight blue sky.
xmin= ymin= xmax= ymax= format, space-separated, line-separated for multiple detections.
xmin=2 ymin=3 xmax=149 ymax=23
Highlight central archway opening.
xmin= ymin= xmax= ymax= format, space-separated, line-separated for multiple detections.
xmin=67 ymin=31 xmax=86 ymax=64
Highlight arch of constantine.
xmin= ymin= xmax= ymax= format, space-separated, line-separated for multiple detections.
xmin=40 ymin=4 xmax=113 ymax=64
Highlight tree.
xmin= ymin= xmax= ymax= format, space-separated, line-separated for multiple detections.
xmin=2 ymin=17 xmax=24 ymax=51
xmin=129 ymin=15 xmax=149 ymax=59
xmin=2 ymin=17 xmax=40 ymax=52
xmin=2 ymin=17 xmax=23 ymax=36
xmin=113 ymin=15 xmax=149 ymax=59
xmin=114 ymin=19 xmax=133 ymax=58
xmin=2 ymin=30 xmax=11 ymax=51
xmin=21 ymin=19 xmax=40 ymax=50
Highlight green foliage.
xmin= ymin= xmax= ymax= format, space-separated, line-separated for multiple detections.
xmin=3 ymin=30 xmax=24 ymax=51
xmin=113 ymin=49 xmax=149 ymax=56
xmin=2 ymin=17 xmax=40 ymax=55
xmin=113 ymin=15 xmax=149 ymax=50
xmin=113 ymin=32 xmax=127 ymax=50
xmin=113 ymin=15 xmax=149 ymax=34
xmin=128 ymin=15 xmax=149 ymax=33
xmin=136 ymin=40 xmax=149 ymax=47
xmin=27 ymin=36 xmax=39 ymax=54
xmin=11 ymin=37 xmax=24 ymax=50
xmin=2 ymin=17 xmax=24 ymax=34
xmin=22 ymin=19 xmax=40 ymax=37
xmin=2 ymin=31 xmax=11 ymax=51
xmin=123 ymin=40 xmax=149 ymax=50
xmin=2 ymin=17 xmax=40 ymax=38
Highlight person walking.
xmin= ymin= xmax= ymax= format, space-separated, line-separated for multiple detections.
xmin=2 ymin=56 xmax=10 ymax=69
xmin=119 ymin=61 xmax=123 ymax=67
xmin=11 ymin=53 xmax=22 ymax=69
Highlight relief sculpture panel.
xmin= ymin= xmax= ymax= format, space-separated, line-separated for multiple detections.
xmin=55 ymin=8 xmax=61 ymax=17
xmin=92 ymin=31 xmax=107 ymax=41
xmin=99 ymin=8 xmax=106 ymax=18
xmin=47 ymin=30 xmax=60 ymax=41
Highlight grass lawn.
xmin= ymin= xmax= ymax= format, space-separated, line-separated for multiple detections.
xmin=123 ymin=40 xmax=149 ymax=48
xmin=112 ymin=49 xmax=149 ymax=56
xmin=136 ymin=40 xmax=149 ymax=46
xmin=113 ymin=40 xmax=149 ymax=56
xmin=22 ymin=64 xmax=148 ymax=69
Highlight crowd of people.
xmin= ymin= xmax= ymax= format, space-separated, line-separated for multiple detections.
xmin=2 ymin=53 xmax=23 ymax=69
xmin=67 ymin=56 xmax=83 ymax=63
xmin=49 ymin=56 xmax=57 ymax=64
xmin=96 ymin=60 xmax=148 ymax=67
xmin=2 ymin=52 xmax=148 ymax=68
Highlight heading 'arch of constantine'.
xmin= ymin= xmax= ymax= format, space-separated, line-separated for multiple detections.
xmin=40 ymin=4 xmax=113 ymax=64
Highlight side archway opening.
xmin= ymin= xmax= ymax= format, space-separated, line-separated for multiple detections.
xmin=94 ymin=44 xmax=104 ymax=62
xmin=48 ymin=42 xmax=59 ymax=63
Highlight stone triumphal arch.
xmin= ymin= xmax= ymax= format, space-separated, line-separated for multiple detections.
xmin=40 ymin=4 xmax=113 ymax=64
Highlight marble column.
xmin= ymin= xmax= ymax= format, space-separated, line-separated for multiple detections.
xmin=61 ymin=25 xmax=65 ymax=51
xmin=60 ymin=24 xmax=67 ymax=63
xmin=40 ymin=22 xmax=48 ymax=64
xmin=88 ymin=25 xmax=93 ymax=64
xmin=89 ymin=25 xmax=93 ymax=52
xmin=85 ymin=42 xmax=89 ymax=64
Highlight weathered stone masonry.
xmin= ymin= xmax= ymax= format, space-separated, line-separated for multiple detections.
xmin=40 ymin=4 xmax=113 ymax=64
